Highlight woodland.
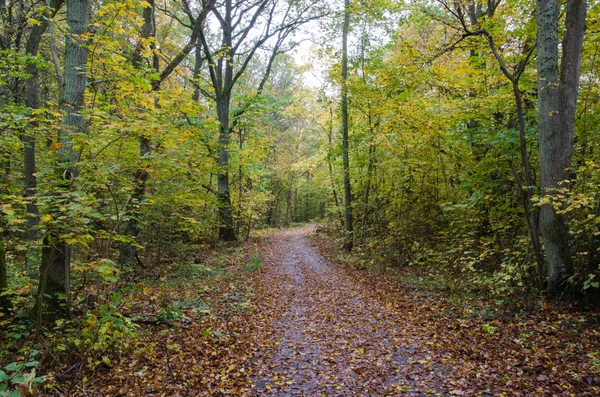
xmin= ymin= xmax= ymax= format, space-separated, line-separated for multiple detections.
xmin=1 ymin=0 xmax=600 ymax=395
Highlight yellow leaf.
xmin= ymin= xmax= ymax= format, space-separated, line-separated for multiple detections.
xmin=26 ymin=18 xmax=41 ymax=26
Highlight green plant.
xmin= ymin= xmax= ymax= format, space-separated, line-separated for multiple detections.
xmin=244 ymin=251 xmax=261 ymax=273
xmin=0 ymin=357 xmax=45 ymax=397
xmin=589 ymin=351 xmax=600 ymax=375
xmin=56 ymin=293 xmax=138 ymax=369
xmin=482 ymin=323 xmax=497 ymax=335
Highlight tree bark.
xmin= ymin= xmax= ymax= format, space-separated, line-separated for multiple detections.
xmin=23 ymin=0 xmax=65 ymax=277
xmin=537 ymin=0 xmax=586 ymax=296
xmin=38 ymin=0 xmax=89 ymax=319
xmin=341 ymin=0 xmax=353 ymax=252
xmin=0 ymin=236 xmax=10 ymax=315
xmin=361 ymin=142 xmax=375 ymax=240
xmin=0 ymin=150 xmax=10 ymax=315
xmin=216 ymin=96 xmax=236 ymax=240
xmin=326 ymin=106 xmax=344 ymax=227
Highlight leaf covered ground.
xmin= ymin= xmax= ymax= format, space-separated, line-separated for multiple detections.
xmin=61 ymin=225 xmax=600 ymax=396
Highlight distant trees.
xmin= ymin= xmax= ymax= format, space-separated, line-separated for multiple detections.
xmin=196 ymin=0 xmax=322 ymax=240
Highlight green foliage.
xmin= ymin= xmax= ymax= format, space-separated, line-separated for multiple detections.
xmin=481 ymin=323 xmax=497 ymax=335
xmin=0 ymin=355 xmax=45 ymax=396
xmin=589 ymin=351 xmax=600 ymax=375
xmin=244 ymin=251 xmax=262 ymax=273
xmin=53 ymin=293 xmax=138 ymax=369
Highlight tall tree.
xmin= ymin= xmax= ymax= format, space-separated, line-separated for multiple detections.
xmin=341 ymin=0 xmax=353 ymax=251
xmin=23 ymin=0 xmax=65 ymax=276
xmin=437 ymin=0 xmax=543 ymax=288
xmin=537 ymin=0 xmax=587 ymax=296
xmin=37 ymin=0 xmax=89 ymax=319
xmin=197 ymin=0 xmax=322 ymax=240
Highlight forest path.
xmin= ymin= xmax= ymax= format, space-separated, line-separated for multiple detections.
xmin=250 ymin=225 xmax=446 ymax=396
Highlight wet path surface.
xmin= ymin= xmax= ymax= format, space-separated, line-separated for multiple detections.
xmin=251 ymin=226 xmax=446 ymax=396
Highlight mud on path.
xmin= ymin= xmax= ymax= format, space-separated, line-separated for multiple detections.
xmin=251 ymin=226 xmax=447 ymax=396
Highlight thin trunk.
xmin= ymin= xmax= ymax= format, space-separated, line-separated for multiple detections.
xmin=293 ymin=188 xmax=298 ymax=221
xmin=327 ymin=107 xmax=344 ymax=227
xmin=119 ymin=135 xmax=151 ymax=269
xmin=0 ymin=236 xmax=10 ymax=315
xmin=341 ymin=0 xmax=353 ymax=252
xmin=285 ymin=188 xmax=292 ymax=227
xmin=237 ymin=128 xmax=244 ymax=236
xmin=361 ymin=143 xmax=375 ymax=240
xmin=0 ymin=151 xmax=10 ymax=315
xmin=192 ymin=43 xmax=203 ymax=103
xmin=537 ymin=0 xmax=586 ymax=296
xmin=510 ymin=80 xmax=544 ymax=290
xmin=38 ymin=0 xmax=89 ymax=320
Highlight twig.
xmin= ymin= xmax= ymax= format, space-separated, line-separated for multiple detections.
xmin=55 ymin=361 xmax=86 ymax=381
xmin=165 ymin=342 xmax=175 ymax=380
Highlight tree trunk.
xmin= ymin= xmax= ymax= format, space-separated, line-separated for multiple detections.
xmin=23 ymin=0 xmax=65 ymax=277
xmin=0 ymin=156 xmax=10 ymax=315
xmin=512 ymin=80 xmax=544 ymax=290
xmin=341 ymin=0 xmax=353 ymax=252
xmin=38 ymin=0 xmax=89 ymax=320
xmin=216 ymin=97 xmax=236 ymax=240
xmin=326 ymin=106 xmax=344 ymax=227
xmin=537 ymin=0 xmax=586 ymax=297
xmin=192 ymin=43 xmax=203 ymax=104
xmin=285 ymin=188 xmax=292 ymax=227
xmin=0 ymin=235 xmax=11 ymax=316
xmin=361 ymin=143 xmax=375 ymax=240
xmin=119 ymin=135 xmax=151 ymax=269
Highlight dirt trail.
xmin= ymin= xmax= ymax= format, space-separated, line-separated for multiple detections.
xmin=251 ymin=226 xmax=446 ymax=396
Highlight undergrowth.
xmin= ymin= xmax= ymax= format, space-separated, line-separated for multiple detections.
xmin=0 ymin=238 xmax=263 ymax=396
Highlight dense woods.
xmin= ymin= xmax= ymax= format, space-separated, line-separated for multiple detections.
xmin=1 ymin=0 xmax=600 ymax=395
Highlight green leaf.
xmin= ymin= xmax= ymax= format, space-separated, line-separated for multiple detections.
xmin=4 ymin=362 xmax=23 ymax=372
xmin=0 ymin=370 xmax=9 ymax=382
xmin=10 ymin=374 xmax=25 ymax=384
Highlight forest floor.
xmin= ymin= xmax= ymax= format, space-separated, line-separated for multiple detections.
xmin=73 ymin=225 xmax=600 ymax=396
